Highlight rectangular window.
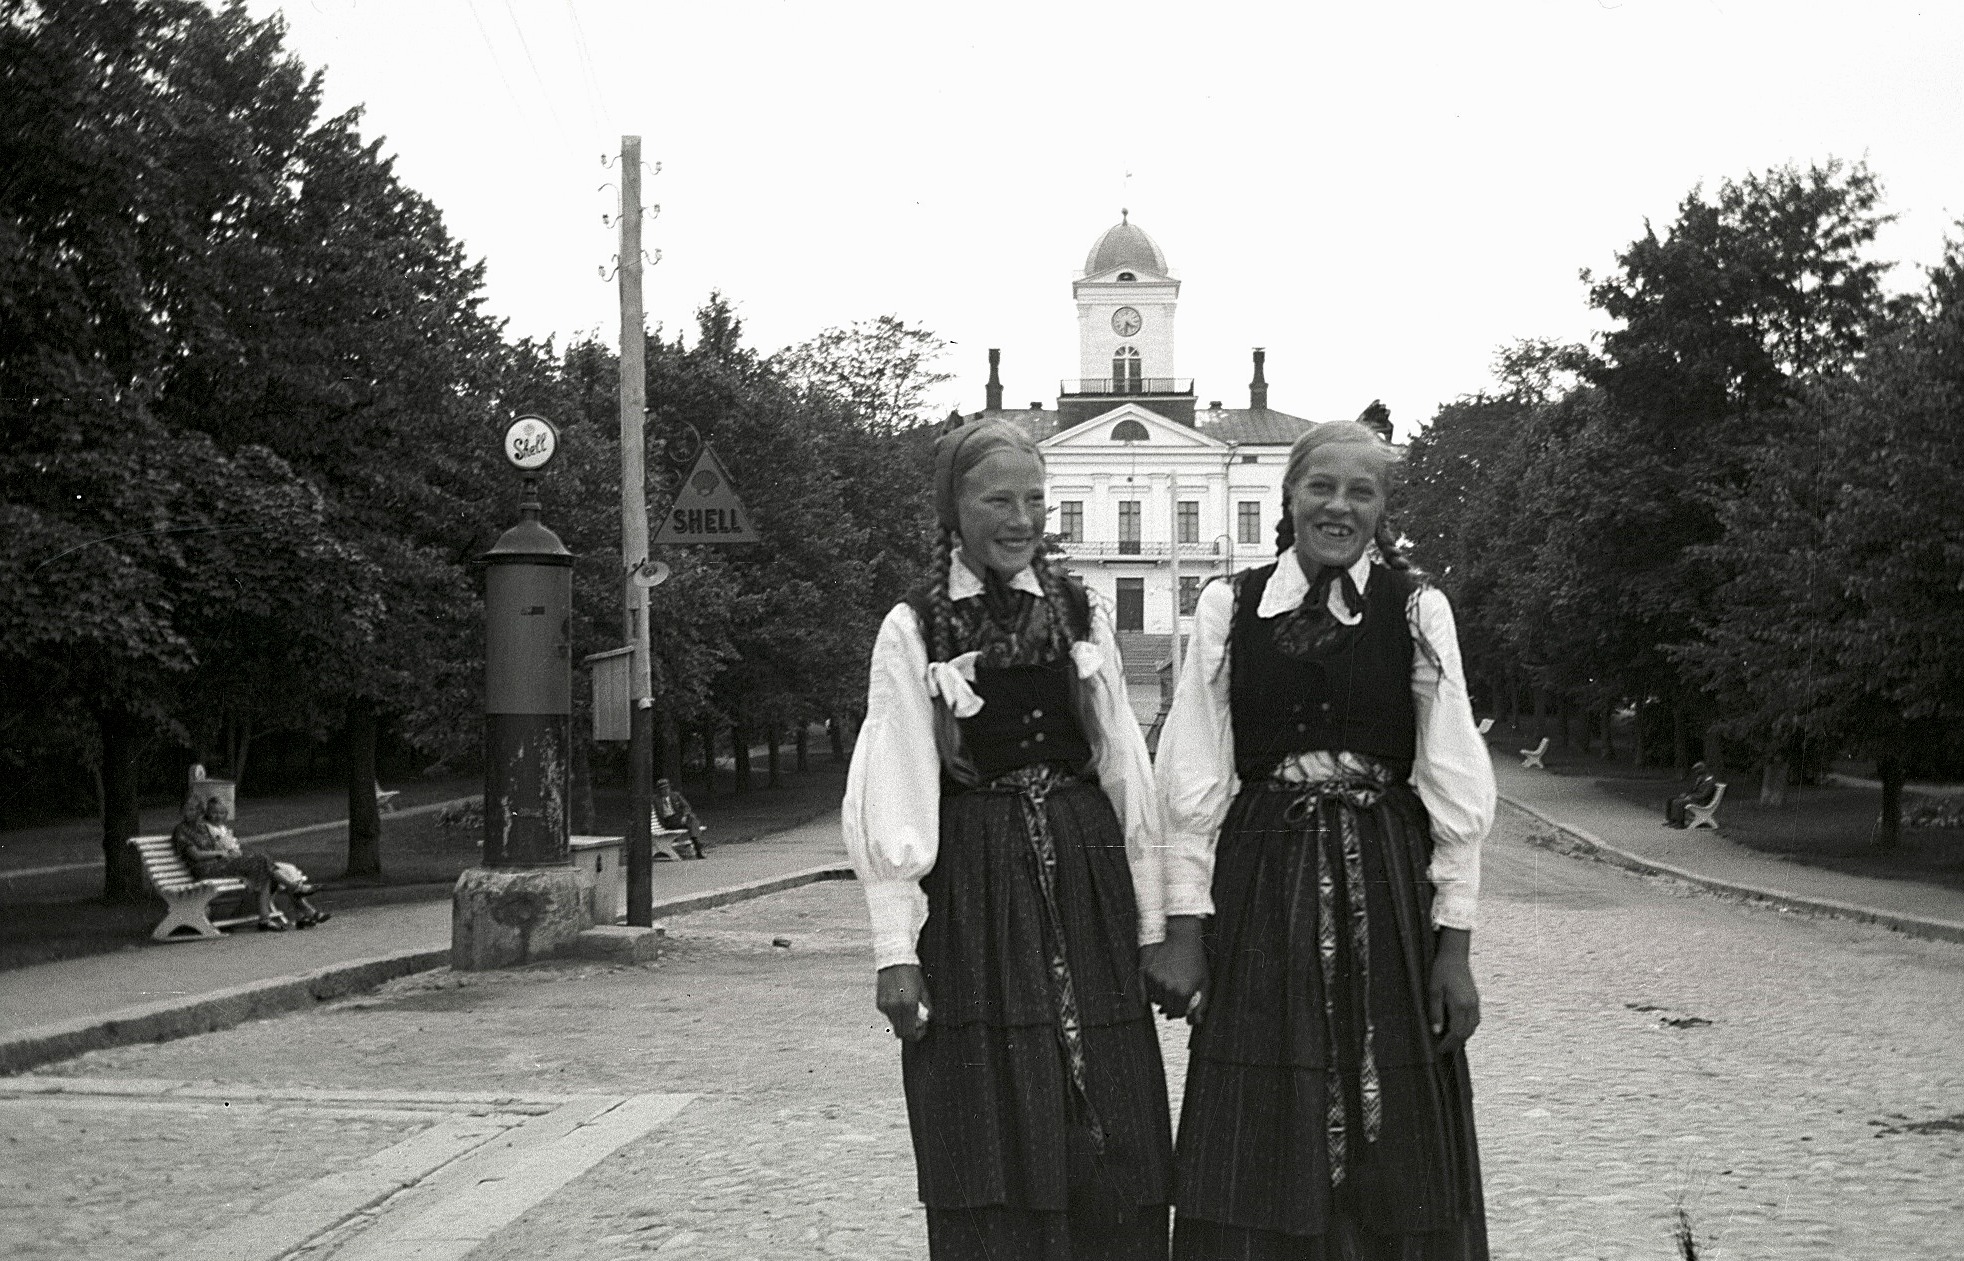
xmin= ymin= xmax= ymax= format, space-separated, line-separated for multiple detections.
xmin=1179 ymin=576 xmax=1200 ymax=616
xmin=1237 ymin=501 xmax=1261 ymax=546
xmin=1118 ymin=500 xmax=1141 ymax=554
xmin=1057 ymin=500 xmax=1083 ymax=543
xmin=1240 ymin=454 xmax=1259 ymax=464
xmin=1177 ymin=500 xmax=1199 ymax=545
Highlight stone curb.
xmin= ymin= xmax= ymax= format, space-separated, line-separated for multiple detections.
xmin=0 ymin=863 xmax=859 ymax=1077
xmin=1500 ymin=793 xmax=1964 ymax=947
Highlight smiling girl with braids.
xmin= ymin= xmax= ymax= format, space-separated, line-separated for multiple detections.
xmin=844 ymin=418 xmax=1173 ymax=1260
xmin=1150 ymin=420 xmax=1495 ymax=1260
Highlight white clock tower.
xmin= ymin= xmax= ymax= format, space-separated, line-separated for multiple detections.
xmin=1075 ymin=211 xmax=1179 ymax=386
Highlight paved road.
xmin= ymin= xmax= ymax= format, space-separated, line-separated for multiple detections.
xmin=7 ymin=805 xmax=1960 ymax=1259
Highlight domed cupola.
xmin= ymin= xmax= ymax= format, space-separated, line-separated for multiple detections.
xmin=1083 ymin=210 xmax=1168 ymax=277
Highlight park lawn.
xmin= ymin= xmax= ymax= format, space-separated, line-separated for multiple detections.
xmin=0 ymin=762 xmax=851 ymax=973
xmin=1587 ymin=769 xmax=1964 ymax=894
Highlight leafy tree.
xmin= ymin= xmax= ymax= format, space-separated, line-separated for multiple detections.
xmin=778 ymin=314 xmax=952 ymax=438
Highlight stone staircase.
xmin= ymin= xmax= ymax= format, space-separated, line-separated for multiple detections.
xmin=1114 ymin=632 xmax=1185 ymax=681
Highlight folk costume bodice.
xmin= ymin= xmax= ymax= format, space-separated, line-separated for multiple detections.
xmin=1228 ymin=560 xmax=1418 ymax=780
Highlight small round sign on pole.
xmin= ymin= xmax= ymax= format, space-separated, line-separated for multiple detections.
xmin=504 ymin=414 xmax=560 ymax=472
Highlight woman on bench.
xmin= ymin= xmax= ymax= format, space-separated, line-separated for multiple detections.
xmin=173 ymin=772 xmax=330 ymax=931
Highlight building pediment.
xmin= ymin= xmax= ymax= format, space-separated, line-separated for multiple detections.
xmin=1042 ymin=403 xmax=1227 ymax=451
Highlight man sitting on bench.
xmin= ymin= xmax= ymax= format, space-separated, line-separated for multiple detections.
xmin=1665 ymin=762 xmax=1720 ymax=829
xmin=173 ymin=770 xmax=330 ymax=930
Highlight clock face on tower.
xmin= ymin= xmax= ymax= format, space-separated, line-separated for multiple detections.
xmin=1111 ymin=306 xmax=1143 ymax=337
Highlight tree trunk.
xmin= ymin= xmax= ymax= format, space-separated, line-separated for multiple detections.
xmin=732 ymin=724 xmax=752 ymax=794
xmin=570 ymin=731 xmax=595 ymax=834
xmin=766 ymin=724 xmax=781 ymax=788
xmin=1758 ymin=755 xmax=1789 ymax=807
xmin=1874 ymin=756 xmax=1904 ymax=850
xmin=1703 ymin=722 xmax=1725 ymax=776
xmin=796 ymin=723 xmax=810 ymax=772
xmin=1630 ymin=701 xmax=1645 ymax=769
xmin=829 ymin=715 xmax=846 ymax=761
xmin=1557 ymin=696 xmax=1572 ymax=749
xmin=1532 ymin=686 xmax=1551 ymax=741
xmin=344 ymin=700 xmax=382 ymax=880
xmin=1600 ymin=706 xmax=1616 ymax=761
xmin=226 ymin=715 xmax=255 ymax=791
xmin=698 ymin=723 xmax=717 ymax=797
xmin=99 ymin=709 xmax=149 ymax=904
xmin=1671 ymin=704 xmax=1689 ymax=775
xmin=662 ymin=717 xmax=683 ymax=783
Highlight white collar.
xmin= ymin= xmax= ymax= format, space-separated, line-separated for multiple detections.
xmin=1257 ymin=549 xmax=1373 ymax=622
xmin=948 ymin=544 xmax=1046 ymax=601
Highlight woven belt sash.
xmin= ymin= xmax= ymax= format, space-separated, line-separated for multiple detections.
xmin=1272 ymin=760 xmax=1394 ymax=1186
xmin=979 ymin=762 xmax=1107 ymax=1156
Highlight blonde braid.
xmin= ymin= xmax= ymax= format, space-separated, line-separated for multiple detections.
xmin=1028 ymin=551 xmax=1083 ymax=661
xmin=926 ymin=525 xmax=959 ymax=663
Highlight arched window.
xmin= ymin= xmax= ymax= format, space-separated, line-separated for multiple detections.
xmin=1112 ymin=345 xmax=1141 ymax=394
xmin=1117 ymin=271 xmax=1136 ymax=282
xmin=1111 ymin=419 xmax=1149 ymax=442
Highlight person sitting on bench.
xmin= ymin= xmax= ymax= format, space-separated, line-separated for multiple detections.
xmin=1665 ymin=762 xmax=1720 ymax=829
xmin=655 ymin=777 xmax=706 ymax=858
xmin=172 ymin=770 xmax=330 ymax=930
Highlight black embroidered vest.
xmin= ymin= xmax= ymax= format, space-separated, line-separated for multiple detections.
xmin=904 ymin=577 xmax=1095 ymax=785
xmin=1228 ymin=561 xmax=1417 ymax=780
xmin=958 ymin=664 xmax=1093 ymax=782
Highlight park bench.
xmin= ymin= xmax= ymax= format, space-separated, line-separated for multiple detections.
xmin=129 ymin=835 xmax=256 ymax=941
xmin=1519 ymin=737 xmax=1550 ymax=769
xmin=375 ymin=781 xmax=401 ymax=813
xmin=1687 ymin=783 xmax=1727 ymax=830
xmin=1476 ymin=718 xmax=1494 ymax=735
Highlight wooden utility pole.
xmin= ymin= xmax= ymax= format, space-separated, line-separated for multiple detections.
xmin=618 ymin=135 xmax=656 ymax=925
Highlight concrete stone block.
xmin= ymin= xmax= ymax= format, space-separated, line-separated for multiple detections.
xmin=451 ymin=866 xmax=594 ymax=971
xmin=567 ymin=924 xmax=665 ymax=964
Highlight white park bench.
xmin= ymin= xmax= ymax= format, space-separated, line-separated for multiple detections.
xmin=375 ymin=781 xmax=401 ymax=812
xmin=1687 ymin=783 xmax=1728 ymax=829
xmin=1476 ymin=718 xmax=1494 ymax=735
xmin=129 ymin=834 xmax=256 ymax=941
xmin=1519 ymin=737 xmax=1550 ymax=769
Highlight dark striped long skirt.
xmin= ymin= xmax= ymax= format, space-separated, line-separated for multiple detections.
xmin=904 ymin=775 xmax=1173 ymax=1261
xmin=1172 ymin=778 xmax=1486 ymax=1261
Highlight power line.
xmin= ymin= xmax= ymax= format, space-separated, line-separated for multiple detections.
xmin=561 ymin=0 xmax=614 ymax=133
xmin=498 ymin=0 xmax=571 ymax=141
xmin=460 ymin=0 xmax=524 ymax=114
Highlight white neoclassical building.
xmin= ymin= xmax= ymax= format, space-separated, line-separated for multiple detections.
xmin=968 ymin=214 xmax=1374 ymax=646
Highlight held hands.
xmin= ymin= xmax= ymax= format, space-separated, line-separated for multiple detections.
xmin=1142 ymin=915 xmax=1208 ymax=1024
xmin=1428 ymin=928 xmax=1481 ymax=1058
xmin=877 ymin=963 xmax=931 ymax=1042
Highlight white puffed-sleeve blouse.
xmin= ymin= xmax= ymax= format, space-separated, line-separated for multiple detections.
xmin=1155 ymin=549 xmax=1495 ymax=930
xmin=842 ymin=553 xmax=1168 ymax=970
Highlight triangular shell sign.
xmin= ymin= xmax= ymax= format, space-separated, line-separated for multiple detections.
xmin=653 ymin=444 xmax=760 ymax=545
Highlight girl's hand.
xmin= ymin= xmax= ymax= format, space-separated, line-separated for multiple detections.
xmin=1143 ymin=915 xmax=1208 ymax=1024
xmin=876 ymin=963 xmax=931 ymax=1042
xmin=1429 ymin=928 xmax=1480 ymax=1057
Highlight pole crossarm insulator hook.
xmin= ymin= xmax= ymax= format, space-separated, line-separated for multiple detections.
xmin=599 ymin=258 xmax=620 ymax=282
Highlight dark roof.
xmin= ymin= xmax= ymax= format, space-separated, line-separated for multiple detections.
xmin=1195 ymin=407 xmax=1319 ymax=444
xmin=969 ymin=404 xmax=1320 ymax=446
xmin=967 ymin=407 xmax=1064 ymax=441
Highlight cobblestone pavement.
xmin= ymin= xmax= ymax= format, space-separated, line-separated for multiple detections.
xmin=9 ymin=805 xmax=1961 ymax=1259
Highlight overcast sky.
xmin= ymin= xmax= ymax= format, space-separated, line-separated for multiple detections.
xmin=243 ymin=0 xmax=1964 ymax=440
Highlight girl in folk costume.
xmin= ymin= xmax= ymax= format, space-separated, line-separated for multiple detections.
xmin=843 ymin=419 xmax=1175 ymax=1261
xmin=1149 ymin=421 xmax=1495 ymax=1260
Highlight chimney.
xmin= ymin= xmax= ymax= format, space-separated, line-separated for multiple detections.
xmin=1249 ymin=348 xmax=1268 ymax=411
xmin=985 ymin=348 xmax=1003 ymax=412
xmin=1030 ymin=401 xmax=1044 ymax=411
